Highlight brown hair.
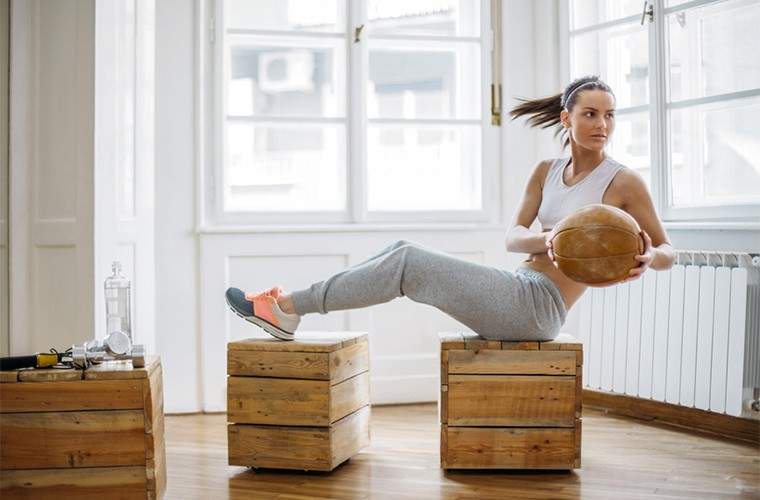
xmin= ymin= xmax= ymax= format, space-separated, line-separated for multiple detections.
xmin=509 ymin=76 xmax=614 ymax=148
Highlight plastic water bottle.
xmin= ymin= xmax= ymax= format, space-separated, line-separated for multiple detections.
xmin=104 ymin=261 xmax=132 ymax=342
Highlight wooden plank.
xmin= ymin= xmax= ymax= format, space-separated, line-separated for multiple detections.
xmin=146 ymin=442 xmax=167 ymax=499
xmin=329 ymin=372 xmax=370 ymax=424
xmin=448 ymin=350 xmax=576 ymax=376
xmin=576 ymin=365 xmax=583 ymax=418
xmin=443 ymin=426 xmax=575 ymax=469
xmin=0 ymin=379 xmax=144 ymax=413
xmin=228 ymin=424 xmax=331 ymax=471
xmin=440 ymin=350 xmax=448 ymax=385
xmin=17 ymin=368 xmax=82 ymax=382
xmin=227 ymin=376 xmax=329 ymax=426
xmin=448 ymin=375 xmax=576 ymax=427
xmin=440 ymin=385 xmax=448 ymax=424
xmin=438 ymin=332 xmax=465 ymax=350
xmin=330 ymin=406 xmax=371 ymax=469
xmin=83 ymin=356 xmax=160 ymax=380
xmin=583 ymin=388 xmax=760 ymax=445
xmin=574 ymin=419 xmax=582 ymax=468
xmin=228 ymin=331 xmax=368 ymax=353
xmin=0 ymin=466 xmax=147 ymax=499
xmin=464 ymin=337 xmax=501 ymax=350
xmin=0 ymin=410 xmax=147 ymax=469
xmin=575 ymin=350 xmax=583 ymax=367
xmin=440 ymin=425 xmax=448 ymax=469
xmin=227 ymin=349 xmax=329 ymax=380
xmin=329 ymin=341 xmax=370 ymax=384
xmin=501 ymin=341 xmax=539 ymax=350
xmin=143 ymin=363 xmax=164 ymax=433
xmin=538 ymin=333 xmax=582 ymax=350
xmin=0 ymin=371 xmax=18 ymax=383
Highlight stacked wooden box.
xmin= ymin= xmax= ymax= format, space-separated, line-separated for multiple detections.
xmin=227 ymin=332 xmax=370 ymax=471
xmin=439 ymin=332 xmax=583 ymax=469
xmin=0 ymin=356 xmax=166 ymax=499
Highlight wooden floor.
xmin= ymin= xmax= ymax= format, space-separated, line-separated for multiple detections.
xmin=165 ymin=404 xmax=759 ymax=500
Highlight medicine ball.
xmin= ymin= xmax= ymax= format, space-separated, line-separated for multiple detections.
xmin=551 ymin=204 xmax=644 ymax=285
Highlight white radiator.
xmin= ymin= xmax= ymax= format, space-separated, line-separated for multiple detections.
xmin=578 ymin=251 xmax=760 ymax=416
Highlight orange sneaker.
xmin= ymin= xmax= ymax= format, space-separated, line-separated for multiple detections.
xmin=225 ymin=286 xmax=300 ymax=341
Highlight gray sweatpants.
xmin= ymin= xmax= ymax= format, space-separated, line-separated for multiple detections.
xmin=290 ymin=240 xmax=567 ymax=341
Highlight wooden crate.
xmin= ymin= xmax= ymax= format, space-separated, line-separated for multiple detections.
xmin=227 ymin=332 xmax=370 ymax=471
xmin=439 ymin=332 xmax=583 ymax=470
xmin=0 ymin=356 xmax=166 ymax=499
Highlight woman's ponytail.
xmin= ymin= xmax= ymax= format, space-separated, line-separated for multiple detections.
xmin=509 ymin=76 xmax=614 ymax=148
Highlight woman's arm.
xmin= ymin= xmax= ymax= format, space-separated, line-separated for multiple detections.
xmin=615 ymin=169 xmax=676 ymax=273
xmin=505 ymin=160 xmax=552 ymax=255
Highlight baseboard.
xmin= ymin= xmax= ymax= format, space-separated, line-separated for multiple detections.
xmin=583 ymin=388 xmax=760 ymax=445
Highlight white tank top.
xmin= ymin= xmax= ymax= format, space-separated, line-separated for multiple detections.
xmin=537 ymin=157 xmax=626 ymax=231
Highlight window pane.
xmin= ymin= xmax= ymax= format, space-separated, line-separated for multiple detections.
xmin=667 ymin=0 xmax=760 ymax=102
xmin=368 ymin=41 xmax=480 ymax=119
xmin=228 ymin=39 xmax=346 ymax=118
xmin=367 ymin=125 xmax=481 ymax=210
xmin=367 ymin=0 xmax=479 ymax=37
xmin=225 ymin=0 xmax=346 ymax=33
xmin=669 ymin=97 xmax=760 ymax=206
xmin=607 ymin=111 xmax=651 ymax=190
xmin=570 ymin=0 xmax=641 ymax=30
xmin=225 ymin=122 xmax=346 ymax=211
xmin=571 ymin=23 xmax=649 ymax=108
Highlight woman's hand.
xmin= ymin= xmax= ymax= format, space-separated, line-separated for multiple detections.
xmin=626 ymin=230 xmax=654 ymax=282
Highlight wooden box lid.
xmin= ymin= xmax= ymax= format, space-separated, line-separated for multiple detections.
xmin=0 ymin=356 xmax=161 ymax=383
xmin=439 ymin=332 xmax=582 ymax=351
xmin=228 ymin=331 xmax=368 ymax=353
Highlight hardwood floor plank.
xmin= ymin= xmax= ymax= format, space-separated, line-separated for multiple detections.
xmin=163 ymin=404 xmax=759 ymax=499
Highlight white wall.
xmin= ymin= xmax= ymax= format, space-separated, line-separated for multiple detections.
xmin=9 ymin=0 xmax=155 ymax=360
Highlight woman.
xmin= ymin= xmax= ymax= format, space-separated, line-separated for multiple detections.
xmin=226 ymin=76 xmax=676 ymax=342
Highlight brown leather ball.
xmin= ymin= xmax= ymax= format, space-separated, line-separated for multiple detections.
xmin=551 ymin=204 xmax=644 ymax=285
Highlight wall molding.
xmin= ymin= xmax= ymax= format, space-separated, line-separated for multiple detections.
xmin=583 ymin=388 xmax=759 ymax=445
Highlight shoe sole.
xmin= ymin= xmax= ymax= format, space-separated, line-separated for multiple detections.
xmin=225 ymin=296 xmax=295 ymax=341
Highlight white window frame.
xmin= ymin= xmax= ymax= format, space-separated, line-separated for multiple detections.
xmin=559 ymin=0 xmax=760 ymax=223
xmin=198 ymin=0 xmax=500 ymax=228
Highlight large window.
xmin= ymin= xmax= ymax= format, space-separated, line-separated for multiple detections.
xmin=207 ymin=0 xmax=496 ymax=225
xmin=564 ymin=0 xmax=760 ymax=221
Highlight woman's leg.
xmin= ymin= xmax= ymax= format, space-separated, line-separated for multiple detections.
xmin=287 ymin=240 xmax=564 ymax=340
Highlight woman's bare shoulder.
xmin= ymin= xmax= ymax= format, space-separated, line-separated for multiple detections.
xmin=606 ymin=164 xmax=651 ymax=207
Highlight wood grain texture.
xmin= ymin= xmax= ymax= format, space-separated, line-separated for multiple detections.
xmin=328 ymin=341 xmax=369 ymax=384
xmin=83 ymin=356 xmax=160 ymax=380
xmin=443 ymin=425 xmax=576 ymax=469
xmin=448 ymin=375 xmax=576 ymax=427
xmin=0 ymin=379 xmax=144 ymax=412
xmin=448 ymin=349 xmax=576 ymax=375
xmin=17 ymin=368 xmax=83 ymax=382
xmin=330 ymin=406 xmax=371 ymax=469
xmin=227 ymin=376 xmax=330 ymax=426
xmin=0 ymin=410 xmax=146 ymax=469
xmin=584 ymin=388 xmax=760 ymax=445
xmin=329 ymin=372 xmax=370 ymax=424
xmin=228 ymin=332 xmax=368 ymax=353
xmin=439 ymin=332 xmax=581 ymax=351
xmin=440 ymin=385 xmax=448 ymax=424
xmin=228 ymin=406 xmax=370 ymax=471
xmin=228 ymin=371 xmax=369 ymax=426
xmin=227 ymin=349 xmax=329 ymax=380
xmin=162 ymin=404 xmax=759 ymax=499
xmin=0 ymin=466 xmax=147 ymax=500
xmin=0 ymin=371 xmax=18 ymax=383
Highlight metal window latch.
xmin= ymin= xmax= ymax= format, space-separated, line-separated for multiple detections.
xmin=354 ymin=24 xmax=365 ymax=43
xmin=640 ymin=0 xmax=654 ymax=25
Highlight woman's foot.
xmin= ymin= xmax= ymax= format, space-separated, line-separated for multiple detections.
xmin=225 ymin=286 xmax=300 ymax=341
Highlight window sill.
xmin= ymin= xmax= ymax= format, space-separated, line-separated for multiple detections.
xmin=663 ymin=221 xmax=760 ymax=231
xmin=197 ymin=222 xmax=511 ymax=234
